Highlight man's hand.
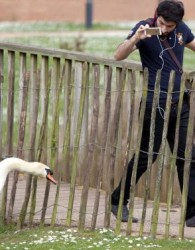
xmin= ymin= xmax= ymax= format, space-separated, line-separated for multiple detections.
xmin=114 ymin=24 xmax=151 ymax=61
xmin=134 ymin=24 xmax=151 ymax=40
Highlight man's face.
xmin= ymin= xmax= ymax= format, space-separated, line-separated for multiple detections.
xmin=156 ymin=16 xmax=177 ymax=36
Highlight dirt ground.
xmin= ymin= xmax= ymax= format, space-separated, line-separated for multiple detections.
xmin=1 ymin=175 xmax=195 ymax=239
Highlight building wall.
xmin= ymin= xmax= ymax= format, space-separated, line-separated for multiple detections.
xmin=0 ymin=0 xmax=194 ymax=22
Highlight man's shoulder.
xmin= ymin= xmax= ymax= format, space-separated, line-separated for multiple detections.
xmin=144 ymin=18 xmax=154 ymax=26
xmin=177 ymin=21 xmax=193 ymax=35
xmin=178 ymin=21 xmax=186 ymax=26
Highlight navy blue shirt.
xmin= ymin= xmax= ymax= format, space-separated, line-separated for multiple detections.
xmin=127 ymin=19 xmax=194 ymax=105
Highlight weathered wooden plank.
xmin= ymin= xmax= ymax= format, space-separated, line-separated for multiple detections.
xmin=30 ymin=56 xmax=50 ymax=227
xmin=66 ymin=62 xmax=88 ymax=227
xmin=61 ymin=60 xmax=73 ymax=182
xmin=127 ymin=68 xmax=148 ymax=235
xmin=139 ymin=70 xmax=160 ymax=236
xmin=0 ymin=50 xmax=3 ymax=158
xmin=91 ymin=65 xmax=112 ymax=230
xmin=0 ymin=42 xmax=142 ymax=70
xmin=150 ymin=71 xmax=175 ymax=238
xmin=114 ymin=69 xmax=136 ymax=235
xmin=6 ymin=51 xmax=15 ymax=156
xmin=41 ymin=57 xmax=61 ymax=226
xmin=5 ymin=51 xmax=16 ymax=224
xmin=78 ymin=64 xmax=100 ymax=231
xmin=51 ymin=63 xmax=66 ymax=227
xmin=17 ymin=53 xmax=41 ymax=229
xmin=164 ymin=73 xmax=186 ymax=238
xmin=7 ymin=68 xmax=30 ymax=224
xmin=105 ymin=66 xmax=127 ymax=228
xmin=0 ymin=49 xmax=6 ymax=225
xmin=179 ymin=78 xmax=195 ymax=238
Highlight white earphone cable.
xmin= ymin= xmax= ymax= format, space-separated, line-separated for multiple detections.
xmin=156 ymin=29 xmax=177 ymax=119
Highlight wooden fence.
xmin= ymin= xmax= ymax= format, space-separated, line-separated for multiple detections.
xmin=0 ymin=41 xmax=194 ymax=238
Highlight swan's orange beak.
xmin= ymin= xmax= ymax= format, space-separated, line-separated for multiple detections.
xmin=46 ymin=173 xmax=57 ymax=185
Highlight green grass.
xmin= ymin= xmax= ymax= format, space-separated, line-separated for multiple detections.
xmin=0 ymin=21 xmax=194 ymax=70
xmin=0 ymin=21 xmax=137 ymax=32
xmin=0 ymin=36 xmax=193 ymax=70
xmin=0 ymin=226 xmax=195 ymax=250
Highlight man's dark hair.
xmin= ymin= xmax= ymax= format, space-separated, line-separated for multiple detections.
xmin=156 ymin=0 xmax=184 ymax=24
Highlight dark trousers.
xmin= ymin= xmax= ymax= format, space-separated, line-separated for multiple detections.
xmin=111 ymin=100 xmax=195 ymax=219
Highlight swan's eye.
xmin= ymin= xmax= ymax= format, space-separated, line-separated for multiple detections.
xmin=45 ymin=168 xmax=53 ymax=175
xmin=45 ymin=168 xmax=57 ymax=185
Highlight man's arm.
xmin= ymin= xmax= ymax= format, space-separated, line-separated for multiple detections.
xmin=186 ymin=38 xmax=195 ymax=51
xmin=114 ymin=24 xmax=150 ymax=61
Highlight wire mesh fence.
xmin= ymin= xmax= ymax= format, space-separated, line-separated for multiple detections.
xmin=0 ymin=42 xmax=194 ymax=239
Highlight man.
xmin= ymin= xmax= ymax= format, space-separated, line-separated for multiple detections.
xmin=111 ymin=0 xmax=195 ymax=226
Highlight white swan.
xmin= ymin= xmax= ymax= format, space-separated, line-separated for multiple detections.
xmin=0 ymin=157 xmax=57 ymax=192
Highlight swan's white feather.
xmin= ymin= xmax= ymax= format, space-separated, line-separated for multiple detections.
xmin=0 ymin=157 xmax=50 ymax=192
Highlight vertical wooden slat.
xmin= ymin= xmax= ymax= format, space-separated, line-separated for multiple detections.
xmin=40 ymin=57 xmax=61 ymax=226
xmin=126 ymin=68 xmax=148 ymax=235
xmin=78 ymin=64 xmax=100 ymax=231
xmin=139 ymin=70 xmax=160 ymax=236
xmin=115 ymin=67 xmax=123 ymax=187
xmin=112 ymin=67 xmax=121 ymax=187
xmin=78 ymin=62 xmax=89 ymax=186
xmin=38 ymin=56 xmax=50 ymax=163
xmin=51 ymin=62 xmax=66 ymax=227
xmin=150 ymin=71 xmax=175 ymax=238
xmin=62 ymin=63 xmax=75 ymax=220
xmin=0 ymin=49 xmax=5 ymax=225
xmin=36 ymin=69 xmax=51 ymax=227
xmin=164 ymin=73 xmax=186 ymax=238
xmin=16 ymin=52 xmax=27 ymax=228
xmin=7 ymin=68 xmax=30 ymax=224
xmin=179 ymin=79 xmax=195 ymax=238
xmin=29 ymin=56 xmax=50 ymax=227
xmin=72 ymin=61 xmax=88 ymax=185
xmin=91 ymin=65 xmax=112 ymax=230
xmin=114 ymin=69 xmax=136 ymax=235
xmin=6 ymin=51 xmax=15 ymax=224
xmin=51 ymin=57 xmax=60 ymax=110
xmin=6 ymin=51 xmax=15 ymax=156
xmin=17 ymin=53 xmax=40 ymax=229
xmin=62 ymin=60 xmax=72 ymax=182
xmin=28 ymin=54 xmax=39 ymax=161
xmin=0 ymin=50 xmax=3 ymax=157
xmin=66 ymin=62 xmax=88 ymax=227
xmin=104 ymin=66 xmax=127 ymax=228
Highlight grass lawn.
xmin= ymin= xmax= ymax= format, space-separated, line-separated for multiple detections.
xmin=0 ymin=225 xmax=195 ymax=250
xmin=0 ymin=21 xmax=194 ymax=71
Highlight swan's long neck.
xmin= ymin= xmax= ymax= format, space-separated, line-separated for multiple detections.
xmin=0 ymin=157 xmax=46 ymax=192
